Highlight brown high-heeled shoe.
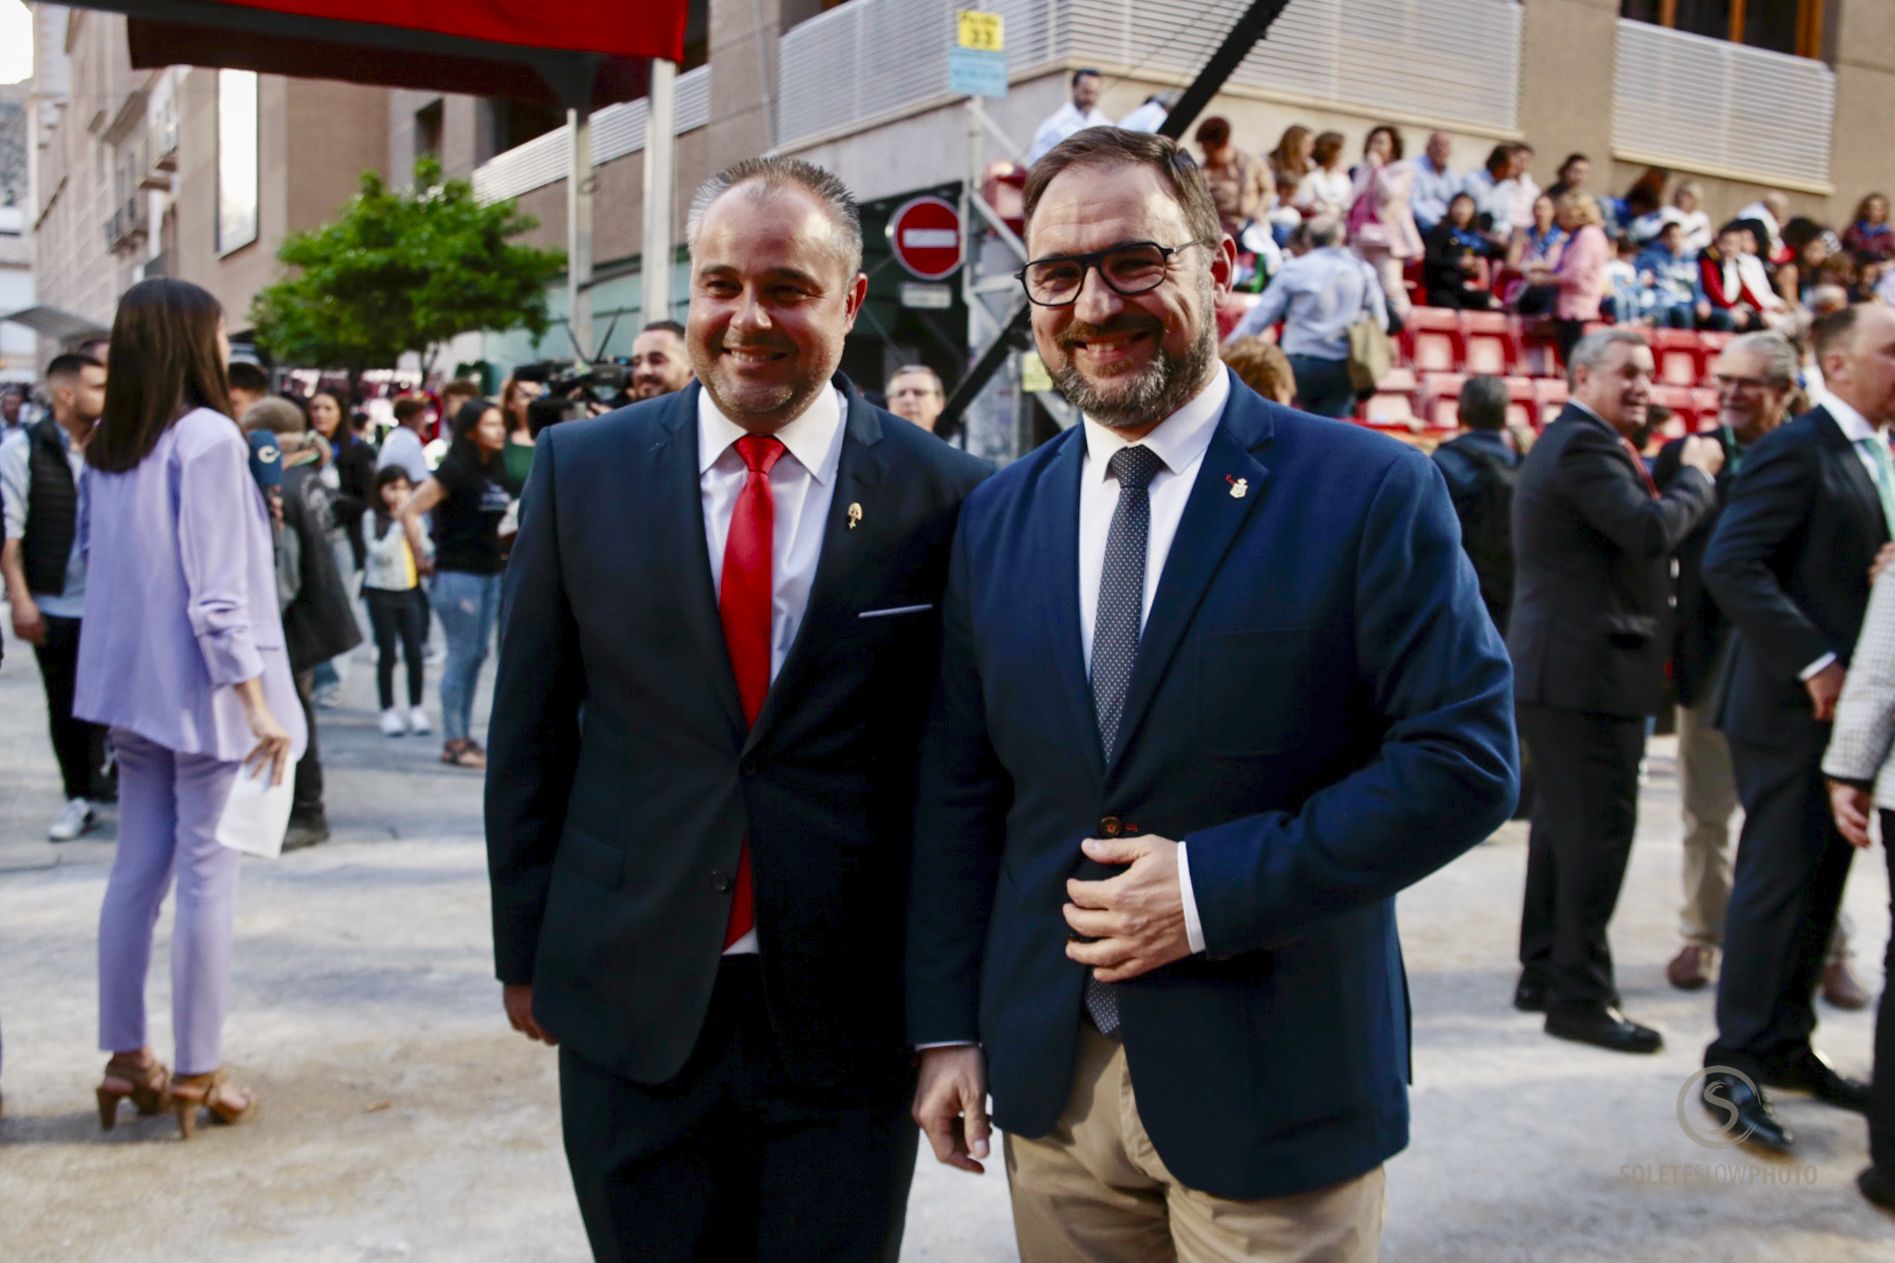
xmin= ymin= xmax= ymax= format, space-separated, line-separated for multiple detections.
xmin=170 ymin=1067 xmax=257 ymax=1139
xmin=96 ymin=1051 xmax=171 ymax=1130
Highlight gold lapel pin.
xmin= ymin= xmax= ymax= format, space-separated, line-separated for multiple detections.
xmin=847 ymin=502 xmax=864 ymax=530
xmin=1226 ymin=476 xmax=1248 ymax=499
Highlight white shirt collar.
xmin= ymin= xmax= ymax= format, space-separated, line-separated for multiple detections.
xmin=1821 ymin=391 xmax=1880 ymax=442
xmin=1081 ymin=369 xmax=1230 ymax=482
xmin=697 ymin=382 xmax=845 ymax=485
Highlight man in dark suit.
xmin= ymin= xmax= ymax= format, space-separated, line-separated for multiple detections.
xmin=1650 ymin=333 xmax=1798 ymax=992
xmin=486 ymin=156 xmax=988 ymax=1262
xmin=1509 ymin=329 xmax=1722 ymax=1052
xmin=1699 ymin=303 xmax=1895 ymax=1152
xmin=907 ymin=128 xmax=1518 ymax=1260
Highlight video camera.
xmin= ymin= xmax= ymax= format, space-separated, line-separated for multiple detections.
xmin=513 ymin=357 xmax=630 ymax=404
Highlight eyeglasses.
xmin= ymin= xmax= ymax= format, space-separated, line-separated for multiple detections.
xmin=1713 ymin=374 xmax=1783 ymax=393
xmin=1016 ymin=240 xmax=1208 ymax=308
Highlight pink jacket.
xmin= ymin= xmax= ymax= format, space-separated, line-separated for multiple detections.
xmin=1348 ymin=158 xmax=1423 ymax=260
xmin=1554 ymin=224 xmax=1609 ymax=321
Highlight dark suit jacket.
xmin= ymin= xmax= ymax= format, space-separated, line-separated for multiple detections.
xmin=1653 ymin=428 xmax=1743 ymax=707
xmin=1507 ymin=404 xmax=1716 ymax=718
xmin=906 ymin=371 xmax=1518 ymax=1201
xmin=1703 ymin=405 xmax=1889 ymax=746
xmin=487 ymin=377 xmax=988 ymax=1088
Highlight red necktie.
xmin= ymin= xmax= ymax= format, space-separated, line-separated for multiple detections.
xmin=718 ymin=434 xmax=784 ymax=947
xmin=1622 ymin=437 xmax=1659 ymax=500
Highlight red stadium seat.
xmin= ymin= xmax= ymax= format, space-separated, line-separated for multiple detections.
xmin=1531 ymin=378 xmax=1568 ymax=426
xmin=1517 ymin=318 xmax=1561 ymax=378
xmin=1402 ymin=308 xmax=1462 ymax=374
xmin=1418 ymin=372 xmax=1467 ymax=429
xmin=1501 ymin=376 xmax=1537 ymax=430
xmin=1650 ymin=328 xmax=1705 ymax=387
xmin=1650 ymin=384 xmax=1701 ymax=431
xmin=1461 ymin=311 xmax=1515 ymax=376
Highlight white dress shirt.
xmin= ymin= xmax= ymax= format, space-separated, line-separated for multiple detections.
xmin=699 ymin=384 xmax=846 ymax=953
xmin=1027 ymin=102 xmax=1112 ymax=165
xmin=1078 ymin=370 xmax=1232 ymax=955
xmin=1802 ymin=391 xmax=1889 ymax=680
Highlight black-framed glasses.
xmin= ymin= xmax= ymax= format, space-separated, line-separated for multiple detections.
xmin=1016 ymin=240 xmax=1208 ymax=308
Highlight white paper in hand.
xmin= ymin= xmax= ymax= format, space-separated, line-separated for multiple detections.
xmin=215 ymin=761 xmax=295 ymax=858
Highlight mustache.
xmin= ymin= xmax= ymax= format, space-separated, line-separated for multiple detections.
xmin=1056 ymin=314 xmax=1164 ymax=351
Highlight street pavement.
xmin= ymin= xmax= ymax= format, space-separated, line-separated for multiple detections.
xmin=1 ymin=622 xmax=1890 ymax=1260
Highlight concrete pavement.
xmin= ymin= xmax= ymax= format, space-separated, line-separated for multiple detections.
xmin=0 ymin=622 xmax=1889 ymax=1260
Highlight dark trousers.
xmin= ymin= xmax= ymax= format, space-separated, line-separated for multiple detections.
xmin=366 ymin=587 xmax=427 ymax=710
xmin=558 ymin=958 xmax=917 ymax=1263
xmin=1705 ymin=730 xmax=1855 ymax=1079
xmin=1517 ymin=704 xmax=1645 ymax=1011
xmin=292 ymin=669 xmax=323 ymax=819
xmin=1873 ymin=811 xmax=1895 ymax=1169
xmin=33 ymin=614 xmax=107 ymax=801
xmin=1285 ymin=353 xmax=1357 ymax=419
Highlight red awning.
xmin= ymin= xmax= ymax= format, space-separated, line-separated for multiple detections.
xmin=104 ymin=0 xmax=689 ymax=108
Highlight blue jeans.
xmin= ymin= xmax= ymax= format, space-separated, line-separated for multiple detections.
xmin=1286 ymin=353 xmax=1357 ymax=419
xmin=429 ymin=570 xmax=502 ymax=744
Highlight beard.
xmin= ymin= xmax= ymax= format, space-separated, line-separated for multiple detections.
xmin=1047 ymin=278 xmax=1219 ymax=430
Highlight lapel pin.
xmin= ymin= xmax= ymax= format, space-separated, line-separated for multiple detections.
xmin=1226 ymin=475 xmax=1248 ymax=499
xmin=847 ymin=502 xmax=864 ymax=530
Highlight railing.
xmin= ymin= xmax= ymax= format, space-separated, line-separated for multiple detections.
xmin=471 ymin=64 xmax=712 ymax=204
xmin=776 ymin=0 xmax=1523 ymax=149
xmin=1612 ymin=20 xmax=1833 ymax=189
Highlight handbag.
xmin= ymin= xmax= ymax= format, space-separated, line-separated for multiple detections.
xmin=1345 ymin=266 xmax=1394 ymax=394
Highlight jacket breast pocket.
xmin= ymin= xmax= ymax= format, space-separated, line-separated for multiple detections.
xmin=1194 ymin=628 xmax=1311 ymax=756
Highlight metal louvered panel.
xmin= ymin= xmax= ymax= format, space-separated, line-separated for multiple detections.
xmin=1613 ymin=20 xmax=1833 ymax=186
xmin=472 ymin=65 xmax=715 ymax=204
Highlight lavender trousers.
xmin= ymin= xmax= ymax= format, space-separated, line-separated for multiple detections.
xmin=97 ymin=729 xmax=241 ymax=1076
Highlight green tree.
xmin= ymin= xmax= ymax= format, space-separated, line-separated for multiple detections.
xmin=250 ymin=156 xmax=566 ymax=379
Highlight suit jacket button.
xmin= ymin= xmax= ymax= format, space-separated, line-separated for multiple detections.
xmin=1100 ymin=816 xmax=1121 ymax=836
xmin=711 ymin=869 xmax=732 ymax=892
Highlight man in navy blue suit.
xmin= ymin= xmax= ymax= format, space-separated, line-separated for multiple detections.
xmin=907 ymin=128 xmax=1518 ymax=1260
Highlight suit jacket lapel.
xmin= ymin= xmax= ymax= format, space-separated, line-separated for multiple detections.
xmin=651 ymin=383 xmax=747 ymax=745
xmin=1107 ymin=391 xmax=1271 ymax=776
xmin=743 ymin=378 xmax=888 ymax=755
xmin=1037 ymin=429 xmax=1105 ymax=770
xmin=1815 ymin=407 xmax=1891 ymax=547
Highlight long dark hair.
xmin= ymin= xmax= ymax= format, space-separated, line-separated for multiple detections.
xmin=448 ymin=399 xmax=502 ymax=469
xmin=371 ymin=463 xmax=414 ymax=535
xmin=89 ymin=278 xmax=234 ymax=473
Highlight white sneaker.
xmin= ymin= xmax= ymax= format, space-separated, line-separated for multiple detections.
xmin=408 ymin=708 xmax=432 ymax=736
xmin=49 ymin=798 xmax=95 ymax=842
xmin=379 ymin=707 xmax=406 ymax=737
xmin=314 ymin=684 xmax=342 ymax=709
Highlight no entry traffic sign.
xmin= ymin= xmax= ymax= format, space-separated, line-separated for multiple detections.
xmin=888 ymin=196 xmax=963 ymax=281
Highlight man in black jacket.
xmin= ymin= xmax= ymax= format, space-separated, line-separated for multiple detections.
xmin=1509 ymin=329 xmax=1722 ymax=1053
xmin=485 ymin=158 xmax=988 ymax=1262
xmin=1 ymin=353 xmax=109 ymax=841
xmin=1699 ymin=303 xmax=1895 ymax=1152
xmin=243 ymin=397 xmax=364 ymax=852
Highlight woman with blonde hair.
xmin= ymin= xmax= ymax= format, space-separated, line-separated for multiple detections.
xmin=78 ymin=278 xmax=302 ymax=1137
xmin=1528 ymin=193 xmax=1610 ymax=362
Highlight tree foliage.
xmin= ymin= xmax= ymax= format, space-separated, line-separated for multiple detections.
xmin=250 ymin=156 xmax=566 ymax=377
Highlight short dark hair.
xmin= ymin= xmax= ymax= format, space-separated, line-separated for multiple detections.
xmin=1194 ymin=116 xmax=1231 ymax=149
xmin=640 ymin=319 xmax=686 ymax=338
xmin=1560 ymin=152 xmax=1589 ymax=173
xmin=46 ymin=352 xmax=103 ymax=381
xmin=227 ymin=361 xmax=269 ymax=394
xmin=393 ymin=396 xmax=430 ymax=425
xmin=1812 ymin=303 xmax=1865 ymax=364
xmin=1023 ymin=127 xmax=1220 ymax=255
xmin=1312 ymin=131 xmax=1345 ymax=167
xmin=1072 ymin=68 xmax=1101 ymax=86
xmin=1459 ymin=375 xmax=1509 ymax=431
xmin=687 ymin=156 xmax=863 ymax=279
xmin=1365 ymin=125 xmax=1404 ymax=162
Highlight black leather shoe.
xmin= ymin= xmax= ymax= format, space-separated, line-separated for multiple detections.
xmin=1760 ymin=1051 xmax=1871 ymax=1114
xmin=1513 ymin=976 xmax=1546 ymax=1012
xmin=1544 ymin=1005 xmax=1663 ymax=1054
xmin=1700 ymin=1071 xmax=1793 ymax=1154
xmin=1859 ymin=1166 xmax=1895 ymax=1212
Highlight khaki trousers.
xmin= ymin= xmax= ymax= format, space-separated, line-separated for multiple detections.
xmin=1677 ymin=702 xmax=1850 ymax=960
xmin=1004 ymin=1026 xmax=1385 ymax=1263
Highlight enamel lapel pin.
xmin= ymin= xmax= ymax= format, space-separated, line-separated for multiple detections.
xmin=847 ymin=502 xmax=864 ymax=530
xmin=1225 ymin=475 xmax=1248 ymax=499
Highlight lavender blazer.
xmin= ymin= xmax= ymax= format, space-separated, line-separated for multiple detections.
xmin=75 ymin=407 xmax=307 ymax=763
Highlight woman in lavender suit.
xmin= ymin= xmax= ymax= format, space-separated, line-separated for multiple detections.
xmin=75 ymin=279 xmax=302 ymax=1138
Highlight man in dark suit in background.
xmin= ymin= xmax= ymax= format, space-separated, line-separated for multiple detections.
xmin=908 ymin=128 xmax=1517 ymax=1261
xmin=1699 ymin=303 xmax=1895 ymax=1152
xmin=1509 ymin=329 xmax=1722 ymax=1053
xmin=485 ymin=156 xmax=988 ymax=1261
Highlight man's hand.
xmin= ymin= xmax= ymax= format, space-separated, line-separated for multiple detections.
xmin=1872 ymin=542 xmax=1895 ymax=586
xmin=503 ymin=983 xmax=557 ymax=1046
xmin=1806 ymin=662 xmax=1846 ymax=722
xmin=912 ymin=1046 xmax=990 ymax=1174
xmin=1064 ymin=834 xmax=1193 ymax=984
xmin=1828 ymin=780 xmax=1875 ymax=849
xmin=1680 ymin=434 xmax=1725 ymax=477
xmin=9 ymin=594 xmax=45 ymax=646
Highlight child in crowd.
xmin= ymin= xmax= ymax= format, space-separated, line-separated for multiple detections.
xmin=364 ymin=466 xmax=432 ymax=737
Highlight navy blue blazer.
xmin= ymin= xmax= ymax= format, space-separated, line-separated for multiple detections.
xmin=487 ymin=377 xmax=989 ymax=1088
xmin=907 ymin=371 xmax=1518 ymax=1201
